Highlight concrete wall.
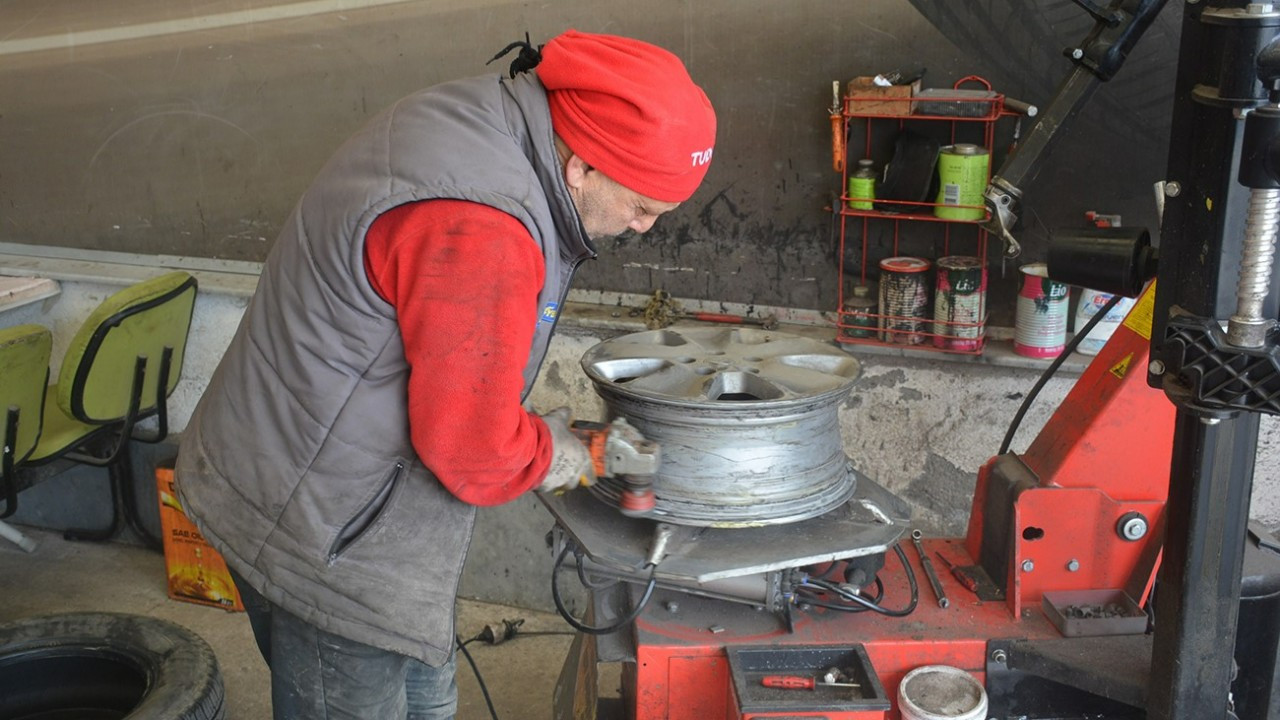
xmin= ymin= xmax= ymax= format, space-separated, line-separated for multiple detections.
xmin=0 ymin=0 xmax=1183 ymax=324
xmin=6 ymin=266 xmax=1278 ymax=612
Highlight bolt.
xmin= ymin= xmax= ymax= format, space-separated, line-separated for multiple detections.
xmin=1165 ymin=181 xmax=1183 ymax=197
xmin=1022 ymin=559 xmax=1035 ymax=572
xmin=991 ymin=649 xmax=1008 ymax=664
xmin=1149 ymin=359 xmax=1166 ymax=376
xmin=665 ymin=601 xmax=679 ymax=613
xmin=1067 ymin=559 xmax=1080 ymax=572
xmin=1070 ymin=48 xmax=1084 ymax=60
xmin=1118 ymin=512 xmax=1149 ymax=541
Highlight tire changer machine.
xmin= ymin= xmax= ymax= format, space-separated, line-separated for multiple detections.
xmin=541 ymin=2 xmax=1280 ymax=718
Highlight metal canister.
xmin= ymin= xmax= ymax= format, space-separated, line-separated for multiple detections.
xmin=934 ymin=144 xmax=990 ymax=221
xmin=1014 ymin=262 xmax=1070 ymax=358
xmin=878 ymin=257 xmax=931 ymax=344
xmin=847 ymin=158 xmax=877 ymax=211
xmin=933 ymin=256 xmax=987 ymax=351
xmin=842 ymin=283 xmax=877 ymax=338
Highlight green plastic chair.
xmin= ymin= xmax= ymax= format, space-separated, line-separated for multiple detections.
xmin=0 ymin=324 xmax=53 ymax=518
xmin=25 ymin=271 xmax=198 ymax=546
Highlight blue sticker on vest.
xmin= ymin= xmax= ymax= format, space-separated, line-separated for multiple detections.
xmin=540 ymin=302 xmax=559 ymax=324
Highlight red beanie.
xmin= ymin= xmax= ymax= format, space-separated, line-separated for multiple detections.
xmin=538 ymin=30 xmax=717 ymax=203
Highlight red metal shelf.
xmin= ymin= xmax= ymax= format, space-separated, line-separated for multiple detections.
xmin=834 ymin=75 xmax=1018 ymax=356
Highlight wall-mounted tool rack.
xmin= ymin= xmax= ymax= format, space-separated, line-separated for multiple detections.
xmin=834 ymin=76 xmax=1020 ymax=355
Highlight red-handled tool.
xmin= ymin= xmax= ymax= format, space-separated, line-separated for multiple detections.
xmin=935 ymin=551 xmax=981 ymax=594
xmin=687 ymin=311 xmax=779 ymax=330
xmin=761 ymin=675 xmax=860 ymax=690
xmin=830 ymin=81 xmax=845 ymax=173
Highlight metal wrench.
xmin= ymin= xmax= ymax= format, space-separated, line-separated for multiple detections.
xmin=911 ymin=529 xmax=949 ymax=609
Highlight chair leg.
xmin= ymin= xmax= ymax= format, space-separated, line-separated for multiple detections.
xmin=62 ymin=459 xmax=123 ymax=543
xmin=116 ymin=442 xmax=162 ymax=551
xmin=1 ymin=407 xmax=18 ymax=519
xmin=63 ymin=441 xmax=162 ymax=551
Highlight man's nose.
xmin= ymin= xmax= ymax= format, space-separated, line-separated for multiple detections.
xmin=630 ymin=215 xmax=657 ymax=234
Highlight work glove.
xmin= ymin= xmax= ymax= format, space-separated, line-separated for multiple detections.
xmin=538 ymin=407 xmax=597 ymax=493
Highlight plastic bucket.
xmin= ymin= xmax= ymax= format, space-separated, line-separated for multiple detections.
xmin=898 ymin=665 xmax=988 ymax=720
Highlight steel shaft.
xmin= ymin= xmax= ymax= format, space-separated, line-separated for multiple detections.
xmin=1227 ymin=187 xmax=1280 ymax=347
xmin=911 ymin=529 xmax=949 ymax=609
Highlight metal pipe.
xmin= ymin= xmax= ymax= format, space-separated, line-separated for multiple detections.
xmin=0 ymin=519 xmax=36 ymax=553
xmin=1149 ymin=407 xmax=1257 ymax=719
xmin=1228 ymin=188 xmax=1280 ymax=347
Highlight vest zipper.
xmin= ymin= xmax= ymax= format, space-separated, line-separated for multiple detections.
xmin=327 ymin=460 xmax=404 ymax=565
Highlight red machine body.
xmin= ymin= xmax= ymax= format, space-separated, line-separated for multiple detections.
xmin=609 ymin=283 xmax=1175 ymax=719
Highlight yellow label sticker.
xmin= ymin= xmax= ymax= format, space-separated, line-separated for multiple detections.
xmin=1110 ymin=352 xmax=1134 ymax=380
xmin=1123 ymin=279 xmax=1157 ymax=340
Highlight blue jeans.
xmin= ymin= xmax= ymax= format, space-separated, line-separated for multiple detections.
xmin=231 ymin=571 xmax=457 ymax=719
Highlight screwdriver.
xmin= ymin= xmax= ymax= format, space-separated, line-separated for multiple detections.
xmin=935 ymin=551 xmax=981 ymax=594
xmin=761 ymin=675 xmax=861 ymax=690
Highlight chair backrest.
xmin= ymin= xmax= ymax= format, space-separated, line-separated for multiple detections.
xmin=0 ymin=324 xmax=52 ymax=466
xmin=56 ymin=272 xmax=198 ymax=424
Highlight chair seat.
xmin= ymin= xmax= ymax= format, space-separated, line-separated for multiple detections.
xmin=27 ymin=385 xmax=108 ymax=463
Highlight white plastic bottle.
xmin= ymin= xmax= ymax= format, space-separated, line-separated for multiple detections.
xmin=1074 ymin=288 xmax=1135 ymax=355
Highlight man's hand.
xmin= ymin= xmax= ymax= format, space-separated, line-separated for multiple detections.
xmin=538 ymin=408 xmax=597 ymax=493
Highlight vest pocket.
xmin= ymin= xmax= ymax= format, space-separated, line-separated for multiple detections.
xmin=327 ymin=461 xmax=404 ymax=565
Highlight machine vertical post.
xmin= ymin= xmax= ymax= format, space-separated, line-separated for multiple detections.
xmin=1148 ymin=405 xmax=1259 ymax=719
xmin=1148 ymin=4 xmax=1280 ymax=716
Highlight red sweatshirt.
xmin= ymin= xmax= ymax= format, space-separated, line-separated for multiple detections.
xmin=363 ymin=199 xmax=553 ymax=506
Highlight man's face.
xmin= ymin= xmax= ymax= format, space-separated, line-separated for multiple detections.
xmin=564 ymin=157 xmax=680 ymax=241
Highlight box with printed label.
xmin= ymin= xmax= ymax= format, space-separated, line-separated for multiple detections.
xmin=156 ymin=466 xmax=244 ymax=612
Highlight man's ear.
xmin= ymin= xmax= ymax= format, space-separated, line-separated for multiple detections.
xmin=563 ymin=153 xmax=592 ymax=191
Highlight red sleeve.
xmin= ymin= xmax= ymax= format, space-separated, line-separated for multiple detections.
xmin=363 ymin=199 xmax=552 ymax=506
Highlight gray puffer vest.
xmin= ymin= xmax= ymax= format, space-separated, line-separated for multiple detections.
xmin=176 ymin=72 xmax=593 ymax=665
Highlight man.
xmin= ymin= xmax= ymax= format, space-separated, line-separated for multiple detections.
xmin=175 ymin=29 xmax=715 ymax=719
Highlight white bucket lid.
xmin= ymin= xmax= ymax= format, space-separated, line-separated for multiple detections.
xmin=898 ymin=664 xmax=988 ymax=720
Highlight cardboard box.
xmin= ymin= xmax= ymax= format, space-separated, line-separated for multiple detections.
xmin=156 ymin=467 xmax=244 ymax=612
xmin=846 ymin=76 xmax=920 ymax=117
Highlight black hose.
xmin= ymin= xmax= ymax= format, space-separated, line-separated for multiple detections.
xmin=796 ymin=545 xmax=918 ymax=617
xmin=795 ymin=575 xmax=885 ymax=609
xmin=999 ymin=293 xmax=1124 ymax=455
xmin=575 ymin=551 xmax=621 ymax=590
xmin=551 ymin=541 xmax=658 ymax=635
xmin=455 ymin=635 xmax=500 ymax=720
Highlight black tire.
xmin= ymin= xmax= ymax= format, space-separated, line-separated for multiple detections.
xmin=0 ymin=612 xmax=224 ymax=720
xmin=905 ymin=0 xmax=1181 ymax=151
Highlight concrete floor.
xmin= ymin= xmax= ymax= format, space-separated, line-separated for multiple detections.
xmin=0 ymin=524 xmax=597 ymax=719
